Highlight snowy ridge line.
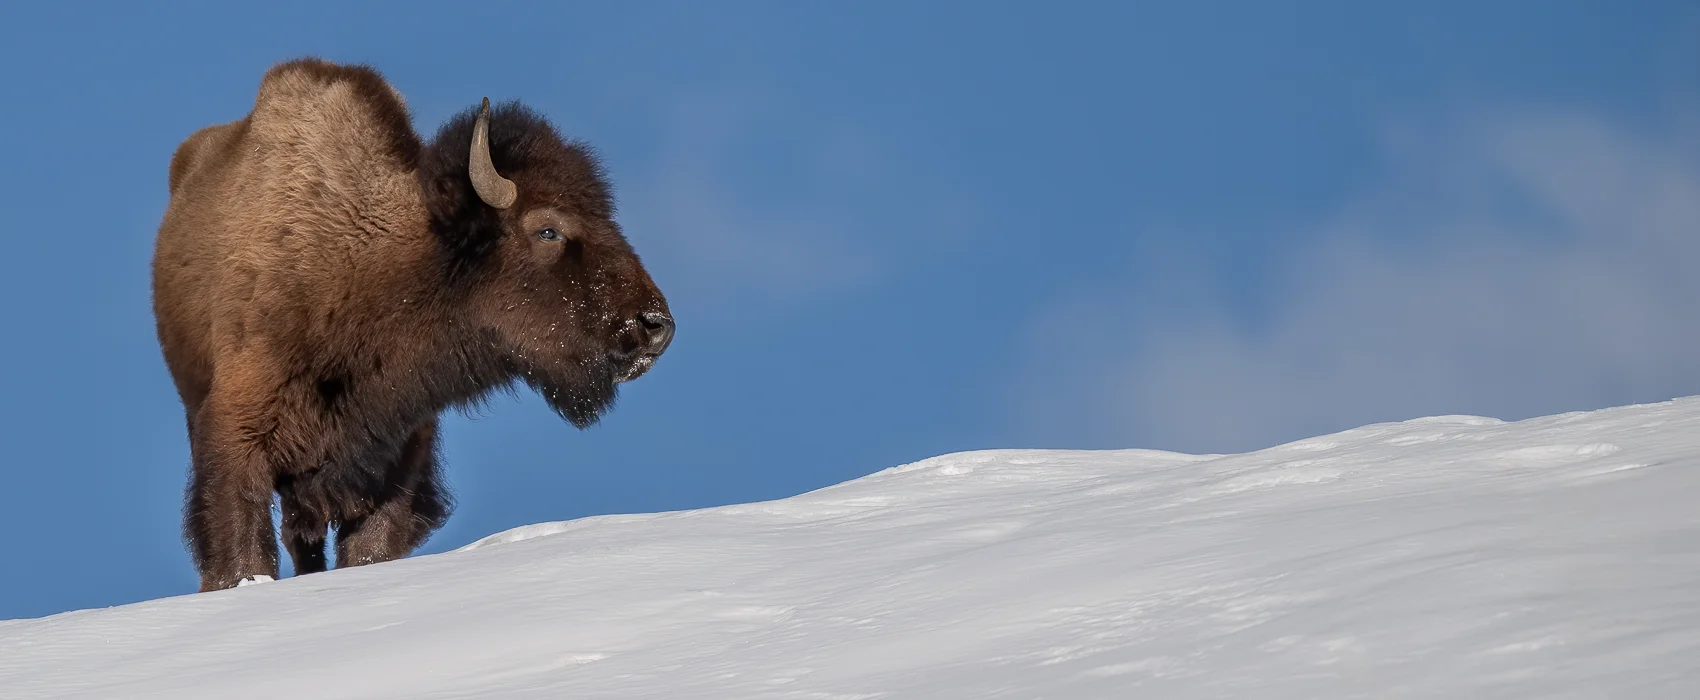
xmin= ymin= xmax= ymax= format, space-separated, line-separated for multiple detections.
xmin=3 ymin=397 xmax=1699 ymax=698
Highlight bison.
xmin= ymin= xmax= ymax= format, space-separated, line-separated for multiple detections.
xmin=152 ymin=58 xmax=673 ymax=591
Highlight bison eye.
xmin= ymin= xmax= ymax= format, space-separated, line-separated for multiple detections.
xmin=536 ymin=227 xmax=563 ymax=242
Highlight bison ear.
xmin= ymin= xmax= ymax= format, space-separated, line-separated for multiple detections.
xmin=469 ymin=97 xmax=517 ymax=209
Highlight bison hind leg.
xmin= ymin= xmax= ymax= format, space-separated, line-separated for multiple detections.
xmin=275 ymin=473 xmax=330 ymax=575
xmin=334 ymin=420 xmax=452 ymax=568
xmin=281 ymin=504 xmax=329 ymax=575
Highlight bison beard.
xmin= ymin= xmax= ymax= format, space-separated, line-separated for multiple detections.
xmin=521 ymin=354 xmax=620 ymax=429
xmin=153 ymin=58 xmax=673 ymax=592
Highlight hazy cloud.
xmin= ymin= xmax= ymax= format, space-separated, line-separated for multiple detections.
xmin=1024 ymin=109 xmax=1700 ymax=454
xmin=614 ymin=87 xmax=890 ymax=314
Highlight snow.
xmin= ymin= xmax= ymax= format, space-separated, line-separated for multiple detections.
xmin=5 ymin=399 xmax=1700 ymax=698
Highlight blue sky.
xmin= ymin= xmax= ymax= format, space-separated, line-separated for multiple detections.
xmin=1 ymin=1 xmax=1696 ymax=619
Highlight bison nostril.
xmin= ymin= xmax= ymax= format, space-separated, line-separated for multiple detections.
xmin=638 ymin=312 xmax=674 ymax=355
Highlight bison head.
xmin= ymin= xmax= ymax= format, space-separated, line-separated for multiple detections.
xmin=422 ymin=98 xmax=673 ymax=428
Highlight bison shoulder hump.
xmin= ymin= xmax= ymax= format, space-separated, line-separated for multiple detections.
xmin=249 ymin=57 xmax=419 ymax=163
xmin=167 ymin=122 xmax=239 ymax=195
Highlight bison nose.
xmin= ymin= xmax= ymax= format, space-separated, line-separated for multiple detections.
xmin=638 ymin=312 xmax=674 ymax=355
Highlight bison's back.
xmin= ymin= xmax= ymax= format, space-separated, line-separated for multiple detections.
xmin=153 ymin=118 xmax=249 ymax=411
xmin=152 ymin=59 xmax=428 ymax=414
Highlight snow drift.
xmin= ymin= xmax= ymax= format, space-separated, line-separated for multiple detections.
xmin=4 ymin=399 xmax=1700 ymax=698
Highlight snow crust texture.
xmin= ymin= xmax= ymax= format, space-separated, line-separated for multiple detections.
xmin=5 ymin=399 xmax=1700 ymax=698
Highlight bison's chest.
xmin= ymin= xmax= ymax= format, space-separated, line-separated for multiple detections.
xmin=270 ymin=396 xmax=434 ymax=523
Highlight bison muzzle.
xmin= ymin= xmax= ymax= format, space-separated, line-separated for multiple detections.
xmin=151 ymin=58 xmax=673 ymax=591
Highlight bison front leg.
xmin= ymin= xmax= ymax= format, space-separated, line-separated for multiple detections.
xmin=183 ymin=390 xmax=282 ymax=591
xmin=335 ymin=420 xmax=451 ymax=568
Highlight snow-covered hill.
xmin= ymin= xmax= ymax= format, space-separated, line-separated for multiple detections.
xmin=5 ymin=400 xmax=1700 ymax=698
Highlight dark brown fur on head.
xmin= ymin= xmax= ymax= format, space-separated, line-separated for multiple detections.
xmin=416 ymin=100 xmax=666 ymax=426
xmin=152 ymin=57 xmax=673 ymax=591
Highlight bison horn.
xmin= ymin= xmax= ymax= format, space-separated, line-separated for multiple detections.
xmin=469 ymin=97 xmax=517 ymax=209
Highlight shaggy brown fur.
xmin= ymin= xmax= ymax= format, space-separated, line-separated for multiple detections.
xmin=152 ymin=58 xmax=673 ymax=591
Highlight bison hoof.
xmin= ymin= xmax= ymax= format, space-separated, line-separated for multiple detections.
xmin=236 ymin=575 xmax=275 ymax=587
